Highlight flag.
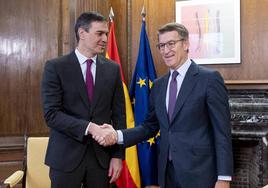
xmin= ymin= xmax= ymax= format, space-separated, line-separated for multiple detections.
xmin=129 ymin=19 xmax=158 ymax=186
xmin=106 ymin=20 xmax=141 ymax=188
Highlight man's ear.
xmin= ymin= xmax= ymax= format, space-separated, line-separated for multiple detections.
xmin=78 ymin=28 xmax=86 ymax=40
xmin=183 ymin=39 xmax=190 ymax=52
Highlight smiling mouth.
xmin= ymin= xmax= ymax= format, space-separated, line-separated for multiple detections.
xmin=165 ymin=55 xmax=174 ymax=59
xmin=98 ymin=45 xmax=106 ymax=49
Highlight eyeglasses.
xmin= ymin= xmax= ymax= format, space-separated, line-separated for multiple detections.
xmin=156 ymin=39 xmax=184 ymax=51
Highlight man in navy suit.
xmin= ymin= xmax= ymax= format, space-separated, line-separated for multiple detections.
xmin=96 ymin=23 xmax=233 ymax=188
xmin=41 ymin=12 xmax=126 ymax=188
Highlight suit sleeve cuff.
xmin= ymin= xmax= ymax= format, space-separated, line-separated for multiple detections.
xmin=218 ymin=176 xmax=232 ymax=181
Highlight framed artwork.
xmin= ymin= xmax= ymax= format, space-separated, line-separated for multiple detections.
xmin=176 ymin=0 xmax=240 ymax=64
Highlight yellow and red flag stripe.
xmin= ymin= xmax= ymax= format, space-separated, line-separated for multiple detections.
xmin=106 ymin=20 xmax=141 ymax=188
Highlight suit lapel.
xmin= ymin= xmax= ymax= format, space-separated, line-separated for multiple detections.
xmin=159 ymin=74 xmax=170 ymax=129
xmin=170 ymin=61 xmax=199 ymax=124
xmin=90 ymin=55 xmax=105 ymax=114
xmin=67 ymin=52 xmax=90 ymax=109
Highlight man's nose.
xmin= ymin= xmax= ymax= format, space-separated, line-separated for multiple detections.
xmin=163 ymin=45 xmax=171 ymax=53
xmin=102 ymin=34 xmax=108 ymax=42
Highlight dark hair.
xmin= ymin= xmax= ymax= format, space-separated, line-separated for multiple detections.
xmin=75 ymin=11 xmax=107 ymax=42
xmin=158 ymin=22 xmax=189 ymax=40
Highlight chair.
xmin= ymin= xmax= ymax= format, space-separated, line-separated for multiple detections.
xmin=3 ymin=137 xmax=50 ymax=188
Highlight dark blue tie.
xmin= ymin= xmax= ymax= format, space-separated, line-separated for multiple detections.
xmin=86 ymin=59 xmax=94 ymax=102
xmin=168 ymin=71 xmax=179 ymax=122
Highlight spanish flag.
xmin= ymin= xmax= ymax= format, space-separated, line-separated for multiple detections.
xmin=106 ymin=19 xmax=141 ymax=188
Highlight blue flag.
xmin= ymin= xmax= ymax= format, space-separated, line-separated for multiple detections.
xmin=129 ymin=19 xmax=158 ymax=186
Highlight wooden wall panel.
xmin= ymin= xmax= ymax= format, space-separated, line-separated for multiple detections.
xmin=60 ymin=0 xmax=76 ymax=54
xmin=110 ymin=0 xmax=129 ymax=82
xmin=0 ymin=137 xmax=24 ymax=184
xmin=0 ymin=0 xmax=60 ymax=136
xmin=75 ymin=0 xmax=110 ymax=21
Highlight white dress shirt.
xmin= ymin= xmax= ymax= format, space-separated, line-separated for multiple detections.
xmin=75 ymin=48 xmax=97 ymax=83
xmin=165 ymin=59 xmax=191 ymax=111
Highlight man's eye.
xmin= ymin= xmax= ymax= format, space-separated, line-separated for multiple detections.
xmin=168 ymin=41 xmax=175 ymax=45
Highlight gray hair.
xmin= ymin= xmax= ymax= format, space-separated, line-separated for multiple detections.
xmin=158 ymin=22 xmax=189 ymax=40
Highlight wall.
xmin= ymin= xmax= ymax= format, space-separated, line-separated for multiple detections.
xmin=0 ymin=0 xmax=60 ymax=137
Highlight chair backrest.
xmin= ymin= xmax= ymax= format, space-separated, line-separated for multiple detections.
xmin=25 ymin=137 xmax=50 ymax=188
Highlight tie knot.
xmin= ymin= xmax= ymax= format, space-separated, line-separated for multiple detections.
xmin=86 ymin=59 xmax=93 ymax=67
xmin=172 ymin=71 xmax=179 ymax=80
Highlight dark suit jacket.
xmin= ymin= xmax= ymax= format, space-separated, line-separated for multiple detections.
xmin=122 ymin=61 xmax=233 ymax=188
xmin=41 ymin=51 xmax=126 ymax=172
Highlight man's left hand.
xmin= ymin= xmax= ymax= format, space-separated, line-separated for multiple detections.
xmin=215 ymin=180 xmax=230 ymax=188
xmin=108 ymin=158 xmax=122 ymax=183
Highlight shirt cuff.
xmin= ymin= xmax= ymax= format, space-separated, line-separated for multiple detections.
xmin=218 ymin=176 xmax=232 ymax=181
xmin=85 ymin=122 xmax=91 ymax=135
xmin=116 ymin=130 xmax=124 ymax=144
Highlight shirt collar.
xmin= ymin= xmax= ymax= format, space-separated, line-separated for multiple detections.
xmin=170 ymin=58 xmax=192 ymax=77
xmin=75 ymin=48 xmax=97 ymax=65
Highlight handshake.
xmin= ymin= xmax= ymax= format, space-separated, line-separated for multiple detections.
xmin=88 ymin=123 xmax=118 ymax=146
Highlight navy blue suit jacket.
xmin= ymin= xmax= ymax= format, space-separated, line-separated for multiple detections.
xmin=41 ymin=52 xmax=126 ymax=172
xmin=122 ymin=61 xmax=233 ymax=188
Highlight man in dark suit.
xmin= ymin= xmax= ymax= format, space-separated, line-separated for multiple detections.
xmin=41 ymin=11 xmax=126 ymax=188
xmin=96 ymin=23 xmax=233 ymax=188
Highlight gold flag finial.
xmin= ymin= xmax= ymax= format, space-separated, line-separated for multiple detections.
xmin=109 ymin=7 xmax=114 ymax=22
xmin=141 ymin=6 xmax=146 ymax=20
